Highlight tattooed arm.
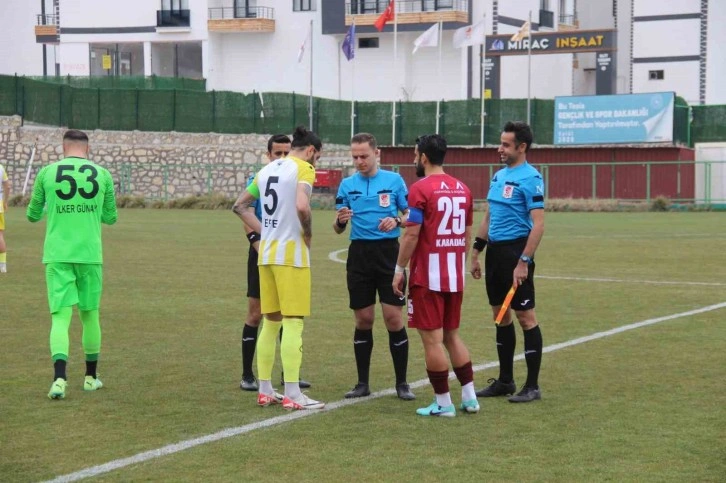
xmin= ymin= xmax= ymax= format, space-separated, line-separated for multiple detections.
xmin=297 ymin=181 xmax=313 ymax=248
xmin=232 ymin=191 xmax=262 ymax=235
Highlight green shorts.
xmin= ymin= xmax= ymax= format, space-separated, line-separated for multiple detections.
xmin=45 ymin=263 xmax=103 ymax=313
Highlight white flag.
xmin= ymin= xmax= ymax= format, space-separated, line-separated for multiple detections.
xmin=453 ymin=18 xmax=486 ymax=49
xmin=412 ymin=23 xmax=439 ymax=54
xmin=297 ymin=23 xmax=312 ymax=63
xmin=510 ymin=21 xmax=531 ymax=42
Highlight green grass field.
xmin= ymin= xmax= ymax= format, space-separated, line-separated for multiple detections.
xmin=1 ymin=209 xmax=725 ymax=482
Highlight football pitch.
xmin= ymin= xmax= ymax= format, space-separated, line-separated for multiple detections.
xmin=1 ymin=208 xmax=724 ymax=482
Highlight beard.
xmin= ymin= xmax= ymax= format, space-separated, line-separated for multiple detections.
xmin=415 ymin=161 xmax=426 ymax=178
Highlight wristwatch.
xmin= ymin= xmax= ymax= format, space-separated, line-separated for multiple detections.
xmin=394 ymin=216 xmax=402 ymax=227
xmin=519 ymin=254 xmax=533 ymax=265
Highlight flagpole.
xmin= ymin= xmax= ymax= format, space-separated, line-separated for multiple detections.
xmin=309 ymin=19 xmax=314 ymax=129
xmin=351 ymin=20 xmax=356 ymax=139
xmin=480 ymin=26 xmax=486 ymax=147
xmin=526 ymin=10 xmax=532 ymax=126
xmin=392 ymin=1 xmax=398 ymax=146
xmin=436 ymin=20 xmax=442 ymax=134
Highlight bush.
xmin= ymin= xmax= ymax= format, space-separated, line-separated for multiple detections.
xmin=116 ymin=195 xmax=147 ymax=208
xmin=651 ymin=196 xmax=671 ymax=212
xmin=8 ymin=194 xmax=29 ymax=207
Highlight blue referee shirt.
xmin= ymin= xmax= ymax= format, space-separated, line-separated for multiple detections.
xmin=246 ymin=174 xmax=263 ymax=222
xmin=487 ymin=161 xmax=545 ymax=242
xmin=336 ymin=168 xmax=408 ymax=240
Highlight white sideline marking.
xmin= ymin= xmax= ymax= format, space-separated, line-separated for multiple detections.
xmin=329 ymin=249 xmax=726 ymax=287
xmin=45 ymin=301 xmax=726 ymax=483
xmin=536 ymin=275 xmax=726 ymax=287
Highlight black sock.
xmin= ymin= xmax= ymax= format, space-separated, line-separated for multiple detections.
xmin=497 ymin=323 xmax=516 ymax=383
xmin=85 ymin=360 xmax=97 ymax=378
xmin=54 ymin=359 xmax=67 ymax=380
xmin=523 ymin=325 xmax=543 ymax=388
xmin=353 ymin=328 xmax=373 ymax=384
xmin=388 ymin=328 xmax=409 ymax=385
xmin=241 ymin=324 xmax=259 ymax=378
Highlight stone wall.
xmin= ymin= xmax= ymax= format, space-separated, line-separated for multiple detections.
xmin=0 ymin=116 xmax=351 ymax=199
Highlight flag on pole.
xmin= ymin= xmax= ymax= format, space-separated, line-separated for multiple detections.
xmin=297 ymin=23 xmax=312 ymax=63
xmin=374 ymin=0 xmax=395 ymax=32
xmin=342 ymin=22 xmax=356 ymax=61
xmin=510 ymin=21 xmax=531 ymax=42
xmin=412 ymin=23 xmax=439 ymax=54
xmin=453 ymin=18 xmax=486 ymax=49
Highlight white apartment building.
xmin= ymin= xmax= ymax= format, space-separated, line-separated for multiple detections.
xmin=0 ymin=0 xmax=723 ymax=105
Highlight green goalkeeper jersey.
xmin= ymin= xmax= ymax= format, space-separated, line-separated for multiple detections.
xmin=26 ymin=157 xmax=118 ymax=264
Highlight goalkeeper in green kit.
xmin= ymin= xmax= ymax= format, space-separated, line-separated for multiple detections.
xmin=26 ymin=130 xmax=118 ymax=400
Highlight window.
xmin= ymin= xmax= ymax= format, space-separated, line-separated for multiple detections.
xmin=234 ymin=0 xmax=258 ymax=18
xmin=293 ymin=0 xmax=316 ymax=12
xmin=359 ymin=38 xmax=379 ymax=48
xmin=649 ymin=70 xmax=664 ymax=80
xmin=151 ymin=42 xmax=203 ymax=79
xmin=90 ymin=43 xmax=143 ymax=77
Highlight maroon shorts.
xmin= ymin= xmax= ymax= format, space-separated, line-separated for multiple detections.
xmin=407 ymin=285 xmax=464 ymax=331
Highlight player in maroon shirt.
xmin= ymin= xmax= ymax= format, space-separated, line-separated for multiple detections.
xmin=392 ymin=134 xmax=479 ymax=417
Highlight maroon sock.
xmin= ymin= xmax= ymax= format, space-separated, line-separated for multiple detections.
xmin=453 ymin=361 xmax=474 ymax=386
xmin=426 ymin=369 xmax=450 ymax=394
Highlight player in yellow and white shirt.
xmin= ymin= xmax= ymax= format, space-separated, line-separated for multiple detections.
xmin=0 ymin=163 xmax=10 ymax=273
xmin=233 ymin=126 xmax=324 ymax=410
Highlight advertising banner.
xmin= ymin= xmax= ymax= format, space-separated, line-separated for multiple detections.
xmin=554 ymin=92 xmax=675 ymax=145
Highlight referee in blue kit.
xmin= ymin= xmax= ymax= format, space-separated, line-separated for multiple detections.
xmin=334 ymin=133 xmax=415 ymax=401
xmin=470 ymin=121 xmax=545 ymax=403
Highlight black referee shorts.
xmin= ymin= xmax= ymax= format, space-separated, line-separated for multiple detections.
xmin=485 ymin=237 xmax=535 ymax=311
xmin=246 ymin=245 xmax=261 ymax=299
xmin=347 ymin=239 xmax=406 ymax=310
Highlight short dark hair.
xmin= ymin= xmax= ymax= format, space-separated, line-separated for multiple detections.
xmin=267 ymin=134 xmax=291 ymax=153
xmin=502 ymin=121 xmax=533 ymax=152
xmin=291 ymin=125 xmax=322 ymax=151
xmin=415 ymin=134 xmax=447 ymax=166
xmin=63 ymin=129 xmax=89 ymax=143
xmin=351 ymin=132 xmax=377 ymax=150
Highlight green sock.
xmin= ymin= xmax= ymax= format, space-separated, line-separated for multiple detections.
xmin=0 ymin=252 xmax=6 ymax=263
xmin=50 ymin=306 xmax=73 ymax=360
xmin=79 ymin=309 xmax=102 ymax=356
xmin=256 ymin=317 xmax=281 ymax=381
xmin=280 ymin=318 xmax=304 ymax=383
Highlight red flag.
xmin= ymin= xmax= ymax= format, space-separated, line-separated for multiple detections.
xmin=374 ymin=0 xmax=395 ymax=32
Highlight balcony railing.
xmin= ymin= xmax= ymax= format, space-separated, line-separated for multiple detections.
xmin=156 ymin=9 xmax=191 ymax=27
xmin=539 ymin=9 xmax=554 ymax=28
xmin=346 ymin=0 xmax=467 ymax=15
xmin=559 ymin=13 xmax=577 ymax=26
xmin=208 ymin=7 xmax=274 ymax=20
xmin=36 ymin=14 xmax=58 ymax=25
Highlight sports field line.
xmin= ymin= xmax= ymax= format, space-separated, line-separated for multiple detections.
xmin=328 ymin=249 xmax=726 ymax=287
xmin=45 ymin=301 xmax=726 ymax=483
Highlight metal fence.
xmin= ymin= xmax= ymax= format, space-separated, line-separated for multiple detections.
xmin=1 ymin=74 xmax=722 ymax=147
xmin=104 ymin=160 xmax=725 ymax=204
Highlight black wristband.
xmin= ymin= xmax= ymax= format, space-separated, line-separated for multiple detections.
xmin=247 ymin=232 xmax=261 ymax=244
xmin=336 ymin=218 xmax=348 ymax=229
xmin=473 ymin=237 xmax=487 ymax=251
